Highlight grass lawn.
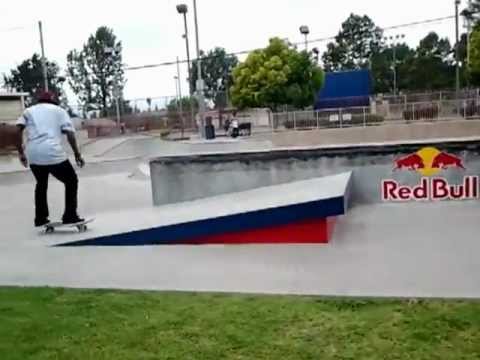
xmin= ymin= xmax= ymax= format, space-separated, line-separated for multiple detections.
xmin=1 ymin=288 xmax=480 ymax=360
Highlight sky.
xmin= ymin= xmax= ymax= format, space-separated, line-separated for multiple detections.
xmin=0 ymin=0 xmax=467 ymax=107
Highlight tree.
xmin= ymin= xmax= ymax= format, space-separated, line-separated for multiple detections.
xmin=230 ymin=38 xmax=324 ymax=111
xmin=3 ymin=54 xmax=64 ymax=102
xmin=401 ymin=32 xmax=456 ymax=91
xmin=463 ymin=0 xmax=480 ymax=25
xmin=167 ymin=96 xmax=198 ymax=133
xmin=167 ymin=96 xmax=198 ymax=114
xmin=322 ymin=14 xmax=383 ymax=71
xmin=370 ymin=44 xmax=415 ymax=93
xmin=66 ymin=50 xmax=94 ymax=113
xmin=67 ymin=26 xmax=124 ymax=116
xmin=468 ymin=25 xmax=480 ymax=85
xmin=190 ymin=47 xmax=238 ymax=108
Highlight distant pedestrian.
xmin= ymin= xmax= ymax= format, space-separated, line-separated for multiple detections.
xmin=15 ymin=91 xmax=85 ymax=227
xmin=231 ymin=111 xmax=239 ymax=138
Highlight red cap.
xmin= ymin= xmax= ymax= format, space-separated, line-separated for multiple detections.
xmin=36 ymin=90 xmax=59 ymax=105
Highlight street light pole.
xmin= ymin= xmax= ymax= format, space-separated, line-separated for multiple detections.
xmin=176 ymin=57 xmax=185 ymax=138
xmin=393 ymin=44 xmax=397 ymax=97
xmin=192 ymin=0 xmax=206 ymax=136
xmin=174 ymin=76 xmax=180 ymax=103
xmin=38 ymin=21 xmax=48 ymax=91
xmin=466 ymin=0 xmax=473 ymax=66
xmin=386 ymin=34 xmax=405 ymax=97
xmin=176 ymin=3 xmax=195 ymax=131
xmin=299 ymin=25 xmax=310 ymax=52
xmin=455 ymin=0 xmax=461 ymax=107
xmin=182 ymin=14 xmax=192 ymax=96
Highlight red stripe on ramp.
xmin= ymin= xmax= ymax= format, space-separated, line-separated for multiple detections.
xmin=184 ymin=217 xmax=336 ymax=245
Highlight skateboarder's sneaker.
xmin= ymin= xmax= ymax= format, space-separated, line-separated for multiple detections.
xmin=35 ymin=218 xmax=50 ymax=227
xmin=62 ymin=216 xmax=85 ymax=225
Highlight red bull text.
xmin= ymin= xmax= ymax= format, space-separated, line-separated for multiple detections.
xmin=382 ymin=147 xmax=479 ymax=202
xmin=383 ymin=177 xmax=479 ymax=201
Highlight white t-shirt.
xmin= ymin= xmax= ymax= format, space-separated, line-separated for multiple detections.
xmin=16 ymin=103 xmax=75 ymax=165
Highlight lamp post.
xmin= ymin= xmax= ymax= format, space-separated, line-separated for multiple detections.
xmin=385 ymin=34 xmax=405 ymax=97
xmin=176 ymin=3 xmax=195 ymax=131
xmin=192 ymin=0 xmax=206 ymax=136
xmin=38 ymin=21 xmax=48 ymax=91
xmin=176 ymin=4 xmax=192 ymax=96
xmin=299 ymin=25 xmax=310 ymax=51
xmin=176 ymin=57 xmax=185 ymax=138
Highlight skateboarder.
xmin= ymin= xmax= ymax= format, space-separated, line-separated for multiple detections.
xmin=15 ymin=91 xmax=85 ymax=227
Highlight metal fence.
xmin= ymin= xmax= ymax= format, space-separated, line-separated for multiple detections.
xmin=74 ymin=95 xmax=198 ymax=134
xmin=378 ymin=89 xmax=480 ymax=104
xmin=272 ymin=98 xmax=480 ymax=132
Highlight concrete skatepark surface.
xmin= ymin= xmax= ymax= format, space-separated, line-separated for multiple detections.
xmin=1 ymin=133 xmax=479 ymax=298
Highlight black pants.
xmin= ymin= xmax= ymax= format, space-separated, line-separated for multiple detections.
xmin=30 ymin=160 xmax=79 ymax=225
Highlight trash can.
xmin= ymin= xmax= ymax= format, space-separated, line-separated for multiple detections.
xmin=205 ymin=124 xmax=215 ymax=140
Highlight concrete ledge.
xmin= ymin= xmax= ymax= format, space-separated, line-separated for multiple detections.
xmin=149 ymin=138 xmax=480 ymax=206
xmin=53 ymin=172 xmax=352 ymax=247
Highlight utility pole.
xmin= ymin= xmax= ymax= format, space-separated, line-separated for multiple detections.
xmin=176 ymin=57 xmax=185 ymax=138
xmin=467 ymin=0 xmax=473 ymax=66
xmin=38 ymin=21 xmax=48 ymax=91
xmin=455 ymin=0 xmax=461 ymax=113
xmin=114 ymin=75 xmax=121 ymax=127
xmin=193 ymin=0 xmax=206 ymax=136
xmin=393 ymin=44 xmax=397 ymax=97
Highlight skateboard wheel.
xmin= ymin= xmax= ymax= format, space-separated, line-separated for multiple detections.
xmin=78 ymin=224 xmax=87 ymax=233
xmin=45 ymin=227 xmax=54 ymax=234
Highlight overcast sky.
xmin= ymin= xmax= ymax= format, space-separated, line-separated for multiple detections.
xmin=0 ymin=0 xmax=465 ymax=106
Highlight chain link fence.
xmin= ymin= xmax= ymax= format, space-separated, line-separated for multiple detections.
xmin=379 ymin=89 xmax=480 ymax=104
xmin=73 ymin=95 xmax=199 ymax=138
xmin=272 ymin=98 xmax=480 ymax=132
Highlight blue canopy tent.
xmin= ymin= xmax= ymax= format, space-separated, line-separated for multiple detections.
xmin=315 ymin=69 xmax=373 ymax=110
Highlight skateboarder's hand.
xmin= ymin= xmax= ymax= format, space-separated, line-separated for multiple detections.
xmin=19 ymin=154 xmax=28 ymax=168
xmin=75 ymin=153 xmax=85 ymax=168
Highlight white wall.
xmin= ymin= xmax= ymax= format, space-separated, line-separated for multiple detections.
xmin=0 ymin=98 xmax=23 ymax=123
xmin=238 ymin=108 xmax=271 ymax=127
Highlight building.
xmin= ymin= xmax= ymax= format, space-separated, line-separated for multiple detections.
xmin=0 ymin=92 xmax=28 ymax=124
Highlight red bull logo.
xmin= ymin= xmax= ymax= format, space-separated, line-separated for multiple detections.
xmin=382 ymin=147 xmax=478 ymax=202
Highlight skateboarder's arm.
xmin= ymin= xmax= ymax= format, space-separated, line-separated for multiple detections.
xmin=15 ymin=125 xmax=25 ymax=155
xmin=64 ymin=131 xmax=80 ymax=156
xmin=60 ymin=109 xmax=84 ymax=167
xmin=64 ymin=131 xmax=85 ymax=167
xmin=15 ymin=125 xmax=28 ymax=167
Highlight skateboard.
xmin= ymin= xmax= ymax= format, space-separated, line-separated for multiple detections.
xmin=44 ymin=218 xmax=94 ymax=234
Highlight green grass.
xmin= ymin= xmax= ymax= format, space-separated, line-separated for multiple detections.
xmin=1 ymin=288 xmax=480 ymax=360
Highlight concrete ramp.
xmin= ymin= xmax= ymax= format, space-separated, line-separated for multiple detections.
xmin=54 ymin=172 xmax=352 ymax=247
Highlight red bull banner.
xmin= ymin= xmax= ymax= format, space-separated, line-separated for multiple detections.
xmin=382 ymin=147 xmax=479 ymax=202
